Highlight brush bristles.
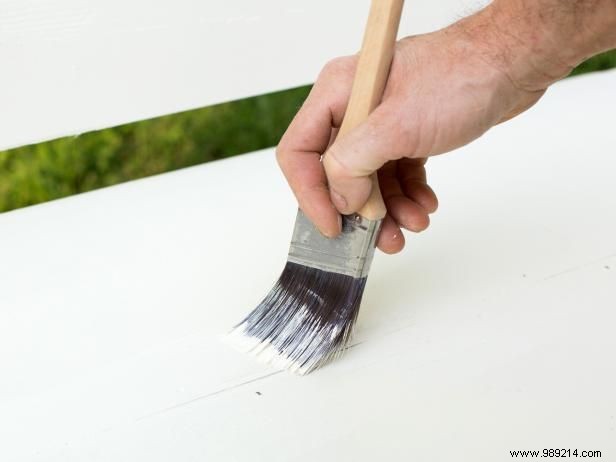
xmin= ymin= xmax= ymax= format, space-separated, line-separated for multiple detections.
xmin=228 ymin=261 xmax=367 ymax=375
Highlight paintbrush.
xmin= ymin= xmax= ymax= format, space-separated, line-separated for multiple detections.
xmin=228 ymin=0 xmax=405 ymax=375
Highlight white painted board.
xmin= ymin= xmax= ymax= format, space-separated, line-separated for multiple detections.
xmin=0 ymin=0 xmax=485 ymax=151
xmin=1 ymin=70 xmax=615 ymax=461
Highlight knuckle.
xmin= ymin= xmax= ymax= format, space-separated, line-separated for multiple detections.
xmin=319 ymin=56 xmax=354 ymax=81
xmin=323 ymin=147 xmax=348 ymax=181
xmin=275 ymin=144 xmax=291 ymax=172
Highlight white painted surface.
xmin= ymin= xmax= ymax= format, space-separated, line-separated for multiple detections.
xmin=0 ymin=0 xmax=484 ymax=151
xmin=0 ymin=69 xmax=615 ymax=461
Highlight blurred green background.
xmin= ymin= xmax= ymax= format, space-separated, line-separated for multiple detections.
xmin=1 ymin=50 xmax=615 ymax=213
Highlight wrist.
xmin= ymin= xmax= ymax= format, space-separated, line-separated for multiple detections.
xmin=459 ymin=0 xmax=616 ymax=92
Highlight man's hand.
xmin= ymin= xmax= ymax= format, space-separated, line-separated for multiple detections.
xmin=276 ymin=0 xmax=616 ymax=254
xmin=277 ymin=18 xmax=540 ymax=254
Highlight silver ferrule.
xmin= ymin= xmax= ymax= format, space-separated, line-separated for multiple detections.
xmin=287 ymin=209 xmax=381 ymax=278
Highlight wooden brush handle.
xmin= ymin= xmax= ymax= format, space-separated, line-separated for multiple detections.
xmin=335 ymin=0 xmax=404 ymax=221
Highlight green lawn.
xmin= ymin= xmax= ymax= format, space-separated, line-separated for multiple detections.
xmin=1 ymin=49 xmax=615 ymax=213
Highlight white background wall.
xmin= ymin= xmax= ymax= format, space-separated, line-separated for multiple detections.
xmin=0 ymin=0 xmax=488 ymax=151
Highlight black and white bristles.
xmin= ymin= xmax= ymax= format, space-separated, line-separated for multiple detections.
xmin=227 ymin=210 xmax=379 ymax=375
xmin=227 ymin=261 xmax=368 ymax=375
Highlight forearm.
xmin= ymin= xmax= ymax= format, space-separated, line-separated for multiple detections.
xmin=461 ymin=0 xmax=616 ymax=91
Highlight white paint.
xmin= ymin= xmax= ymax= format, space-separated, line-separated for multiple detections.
xmin=0 ymin=0 xmax=480 ymax=151
xmin=0 ymin=69 xmax=615 ymax=460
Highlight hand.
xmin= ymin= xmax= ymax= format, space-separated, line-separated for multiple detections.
xmin=276 ymin=0 xmax=614 ymax=254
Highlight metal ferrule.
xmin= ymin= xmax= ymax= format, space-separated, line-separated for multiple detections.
xmin=287 ymin=209 xmax=381 ymax=278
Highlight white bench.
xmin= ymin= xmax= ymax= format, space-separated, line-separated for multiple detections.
xmin=1 ymin=1 xmax=615 ymax=460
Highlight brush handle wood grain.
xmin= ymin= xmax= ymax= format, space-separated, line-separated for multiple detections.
xmin=334 ymin=0 xmax=404 ymax=221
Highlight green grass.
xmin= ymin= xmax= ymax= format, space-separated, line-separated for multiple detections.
xmin=569 ymin=49 xmax=616 ymax=76
xmin=0 ymin=86 xmax=311 ymax=213
xmin=1 ymin=49 xmax=615 ymax=213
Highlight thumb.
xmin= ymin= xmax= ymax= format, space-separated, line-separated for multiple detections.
xmin=322 ymin=107 xmax=398 ymax=215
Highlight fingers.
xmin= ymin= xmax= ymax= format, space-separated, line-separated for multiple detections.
xmin=386 ymin=195 xmax=431 ymax=232
xmin=277 ymin=150 xmax=340 ymax=237
xmin=400 ymin=181 xmax=438 ymax=214
xmin=397 ymin=158 xmax=438 ymax=214
xmin=375 ymin=160 xmax=438 ymax=254
xmin=322 ymin=103 xmax=400 ymax=215
xmin=377 ymin=214 xmax=405 ymax=254
xmin=379 ymin=161 xmax=430 ymax=232
xmin=276 ymin=57 xmax=356 ymax=237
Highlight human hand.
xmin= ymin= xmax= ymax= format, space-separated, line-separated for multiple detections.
xmin=276 ymin=0 xmax=612 ymax=254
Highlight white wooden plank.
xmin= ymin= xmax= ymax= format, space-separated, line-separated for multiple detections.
xmin=0 ymin=69 xmax=615 ymax=460
xmin=0 ymin=0 xmax=483 ymax=151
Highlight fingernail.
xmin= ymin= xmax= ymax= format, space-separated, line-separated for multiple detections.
xmin=331 ymin=189 xmax=347 ymax=211
xmin=322 ymin=215 xmax=342 ymax=238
